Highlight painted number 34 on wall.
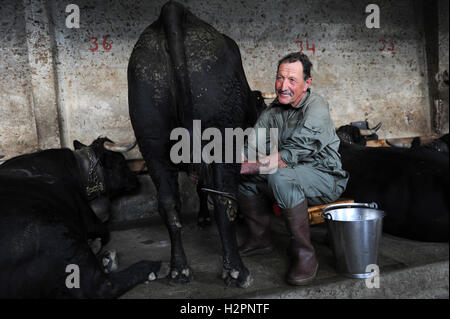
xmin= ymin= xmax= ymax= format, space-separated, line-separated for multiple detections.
xmin=296 ymin=40 xmax=316 ymax=55
xmin=90 ymin=35 xmax=112 ymax=51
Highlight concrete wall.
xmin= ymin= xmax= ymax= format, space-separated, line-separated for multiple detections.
xmin=0 ymin=0 xmax=449 ymax=160
xmin=0 ymin=1 xmax=39 ymax=157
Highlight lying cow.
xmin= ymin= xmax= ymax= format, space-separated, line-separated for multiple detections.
xmin=336 ymin=123 xmax=380 ymax=146
xmin=408 ymin=134 xmax=449 ymax=153
xmin=0 ymin=137 xmax=167 ymax=298
xmin=128 ymin=1 xmax=261 ymax=287
xmin=337 ymin=128 xmax=449 ymax=242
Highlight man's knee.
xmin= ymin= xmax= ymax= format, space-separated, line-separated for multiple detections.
xmin=267 ymin=168 xmax=304 ymax=209
xmin=267 ymin=168 xmax=295 ymax=190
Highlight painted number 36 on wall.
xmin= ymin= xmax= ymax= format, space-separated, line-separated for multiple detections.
xmin=90 ymin=35 xmax=112 ymax=51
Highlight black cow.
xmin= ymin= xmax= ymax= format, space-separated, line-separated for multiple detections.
xmin=336 ymin=124 xmax=380 ymax=146
xmin=128 ymin=1 xmax=261 ymax=287
xmin=337 ymin=131 xmax=449 ymax=242
xmin=409 ymin=134 xmax=449 ymax=153
xmin=0 ymin=138 xmax=167 ymax=298
xmin=195 ymin=91 xmax=266 ymax=228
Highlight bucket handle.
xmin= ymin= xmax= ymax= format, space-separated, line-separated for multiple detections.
xmin=322 ymin=212 xmax=333 ymax=220
xmin=322 ymin=202 xmax=379 ymax=214
xmin=322 ymin=202 xmax=379 ymax=220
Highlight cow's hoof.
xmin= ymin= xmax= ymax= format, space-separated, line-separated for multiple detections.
xmin=102 ymin=249 xmax=119 ymax=273
xmin=88 ymin=237 xmax=102 ymax=255
xmin=197 ymin=216 xmax=212 ymax=228
xmin=222 ymin=268 xmax=253 ymax=288
xmin=157 ymin=262 xmax=171 ymax=279
xmin=169 ymin=267 xmax=192 ymax=285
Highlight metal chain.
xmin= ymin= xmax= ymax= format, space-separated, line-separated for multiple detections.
xmin=85 ymin=148 xmax=105 ymax=199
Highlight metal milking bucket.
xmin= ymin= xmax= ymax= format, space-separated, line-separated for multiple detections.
xmin=322 ymin=202 xmax=385 ymax=279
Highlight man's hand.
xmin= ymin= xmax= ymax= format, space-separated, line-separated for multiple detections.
xmin=240 ymin=152 xmax=287 ymax=174
xmin=259 ymin=152 xmax=287 ymax=172
xmin=188 ymin=172 xmax=199 ymax=184
xmin=240 ymin=161 xmax=268 ymax=174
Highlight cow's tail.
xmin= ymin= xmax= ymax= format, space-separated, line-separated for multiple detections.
xmin=161 ymin=1 xmax=193 ymax=131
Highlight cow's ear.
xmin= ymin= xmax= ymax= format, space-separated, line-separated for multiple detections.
xmin=73 ymin=140 xmax=86 ymax=150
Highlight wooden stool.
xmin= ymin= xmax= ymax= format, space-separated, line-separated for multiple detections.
xmin=273 ymin=198 xmax=355 ymax=225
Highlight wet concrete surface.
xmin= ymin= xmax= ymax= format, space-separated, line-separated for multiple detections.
xmin=104 ymin=210 xmax=449 ymax=299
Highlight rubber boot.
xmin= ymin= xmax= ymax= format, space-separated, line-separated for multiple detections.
xmin=282 ymin=200 xmax=319 ymax=285
xmin=238 ymin=194 xmax=274 ymax=256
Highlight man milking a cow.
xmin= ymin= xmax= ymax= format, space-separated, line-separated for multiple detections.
xmin=238 ymin=52 xmax=349 ymax=286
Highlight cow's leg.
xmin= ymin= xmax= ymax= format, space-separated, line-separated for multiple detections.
xmin=212 ymin=164 xmax=252 ymax=288
xmin=197 ymin=183 xmax=211 ymax=227
xmin=101 ymin=249 xmax=119 ymax=273
xmin=37 ymin=226 xmax=168 ymax=299
xmin=159 ymin=194 xmax=192 ymax=284
xmin=70 ymin=249 xmax=166 ymax=299
xmin=147 ymin=157 xmax=192 ymax=284
xmin=128 ymin=58 xmax=191 ymax=283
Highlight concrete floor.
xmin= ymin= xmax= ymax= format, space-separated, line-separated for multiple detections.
xmin=104 ymin=209 xmax=449 ymax=299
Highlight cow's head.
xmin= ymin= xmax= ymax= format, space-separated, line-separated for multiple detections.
xmin=73 ymin=137 xmax=139 ymax=222
xmin=336 ymin=123 xmax=381 ymax=146
xmin=336 ymin=125 xmax=368 ymax=146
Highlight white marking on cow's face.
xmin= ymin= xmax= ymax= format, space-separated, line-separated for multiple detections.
xmin=171 ymin=270 xmax=179 ymax=279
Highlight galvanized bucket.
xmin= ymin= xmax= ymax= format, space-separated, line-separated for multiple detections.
xmin=322 ymin=202 xmax=385 ymax=279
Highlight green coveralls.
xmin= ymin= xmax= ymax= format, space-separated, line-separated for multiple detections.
xmin=239 ymin=89 xmax=349 ymax=209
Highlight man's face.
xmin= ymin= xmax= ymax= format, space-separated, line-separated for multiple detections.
xmin=275 ymin=61 xmax=311 ymax=106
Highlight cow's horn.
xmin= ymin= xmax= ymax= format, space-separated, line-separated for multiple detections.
xmin=261 ymin=92 xmax=277 ymax=99
xmin=360 ymin=122 xmax=382 ymax=136
xmin=386 ymin=140 xmax=411 ymax=148
xmin=103 ymin=140 xmax=137 ymax=152
xmin=368 ymin=122 xmax=382 ymax=132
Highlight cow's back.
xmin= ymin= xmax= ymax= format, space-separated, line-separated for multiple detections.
xmin=340 ymin=142 xmax=449 ymax=241
xmin=128 ymin=1 xmax=255 ymax=137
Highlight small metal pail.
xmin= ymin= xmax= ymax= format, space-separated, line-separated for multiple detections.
xmin=322 ymin=202 xmax=385 ymax=279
